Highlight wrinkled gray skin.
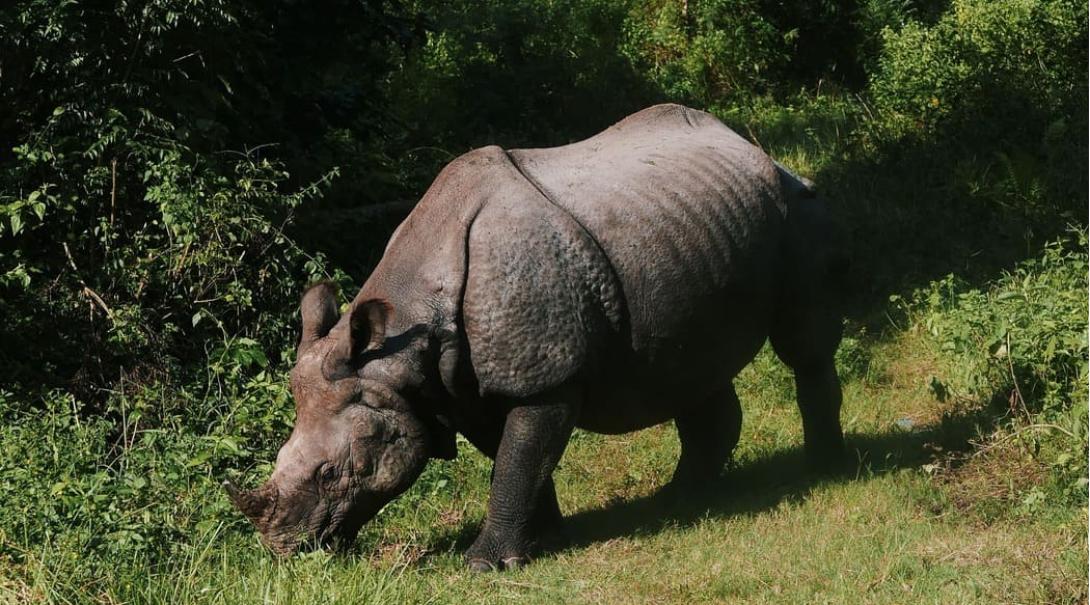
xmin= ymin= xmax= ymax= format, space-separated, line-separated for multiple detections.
xmin=226 ymin=104 xmax=847 ymax=569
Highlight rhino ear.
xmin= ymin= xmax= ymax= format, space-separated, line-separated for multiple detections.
xmin=348 ymin=299 xmax=392 ymax=357
xmin=324 ymin=298 xmax=393 ymax=372
xmin=299 ymin=282 xmax=340 ymax=355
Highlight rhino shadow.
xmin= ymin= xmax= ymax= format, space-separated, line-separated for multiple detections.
xmin=556 ymin=402 xmax=1000 ymax=552
xmin=421 ymin=399 xmax=1003 ymax=559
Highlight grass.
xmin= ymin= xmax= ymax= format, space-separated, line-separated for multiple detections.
xmin=4 ymin=327 xmax=1085 ymax=605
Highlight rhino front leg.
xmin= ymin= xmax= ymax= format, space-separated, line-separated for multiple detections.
xmin=466 ymin=386 xmax=578 ymax=572
xmin=459 ymin=415 xmax=567 ymax=552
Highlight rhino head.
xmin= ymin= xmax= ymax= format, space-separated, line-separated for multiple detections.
xmin=225 ymin=282 xmax=451 ymax=555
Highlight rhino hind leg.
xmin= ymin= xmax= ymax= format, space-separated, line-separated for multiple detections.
xmin=792 ymin=360 xmax=845 ymax=470
xmin=669 ymin=383 xmax=743 ymax=491
xmin=465 ymin=385 xmax=578 ymax=572
xmin=770 ymin=306 xmax=846 ymax=470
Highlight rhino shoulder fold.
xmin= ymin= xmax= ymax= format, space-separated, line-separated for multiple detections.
xmin=463 ymin=188 xmax=625 ymax=399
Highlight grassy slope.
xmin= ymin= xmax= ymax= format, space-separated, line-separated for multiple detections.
xmin=11 ymin=332 xmax=1085 ymax=604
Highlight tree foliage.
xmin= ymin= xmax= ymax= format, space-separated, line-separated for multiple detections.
xmin=0 ymin=0 xmax=424 ymax=397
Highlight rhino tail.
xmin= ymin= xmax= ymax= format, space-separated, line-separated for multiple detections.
xmin=773 ymin=160 xmax=817 ymax=200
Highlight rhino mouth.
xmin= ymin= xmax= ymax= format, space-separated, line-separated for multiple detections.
xmin=258 ymin=524 xmax=344 ymax=556
xmin=320 ymin=500 xmax=382 ymax=552
xmin=317 ymin=523 xmax=361 ymax=553
xmin=267 ymin=499 xmax=380 ymax=556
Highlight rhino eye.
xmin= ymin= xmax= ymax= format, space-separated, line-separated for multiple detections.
xmin=317 ymin=463 xmax=338 ymax=486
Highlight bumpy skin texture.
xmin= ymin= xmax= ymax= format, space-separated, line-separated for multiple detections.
xmin=230 ymin=104 xmax=846 ymax=569
xmin=486 ymin=104 xmax=786 ymax=431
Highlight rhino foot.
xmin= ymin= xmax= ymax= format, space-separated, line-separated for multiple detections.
xmin=464 ymin=523 xmax=535 ymax=572
xmin=466 ymin=555 xmax=530 ymax=573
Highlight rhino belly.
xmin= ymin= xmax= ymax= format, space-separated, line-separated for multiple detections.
xmin=572 ymin=276 xmax=775 ymax=434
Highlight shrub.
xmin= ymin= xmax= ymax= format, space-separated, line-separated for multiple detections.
xmin=915 ymin=229 xmax=1088 ymax=413
xmin=620 ymin=0 xmax=787 ymax=106
xmin=0 ymin=0 xmax=406 ymax=399
xmin=870 ymin=0 xmax=1087 ymax=140
xmin=0 ymin=124 xmax=339 ymax=399
xmin=0 ymin=374 xmax=295 ymax=597
xmin=387 ymin=0 xmax=656 ymax=158
xmin=909 ymin=227 xmax=1089 ymax=502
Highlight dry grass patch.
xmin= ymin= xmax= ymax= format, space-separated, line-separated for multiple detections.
xmin=929 ymin=435 xmax=1050 ymax=523
xmin=913 ymin=515 xmax=1088 ymax=605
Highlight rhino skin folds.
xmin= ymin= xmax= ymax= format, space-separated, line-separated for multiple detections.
xmin=228 ymin=104 xmax=847 ymax=570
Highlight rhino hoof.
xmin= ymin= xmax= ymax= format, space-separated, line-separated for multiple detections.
xmin=467 ymin=558 xmax=498 ymax=573
xmin=501 ymin=556 xmax=529 ymax=571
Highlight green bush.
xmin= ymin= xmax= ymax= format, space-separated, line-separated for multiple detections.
xmin=0 ymin=0 xmax=415 ymax=399
xmin=386 ymin=0 xmax=655 ymax=155
xmin=871 ymin=0 xmax=1086 ymax=130
xmin=0 ymin=125 xmax=338 ymax=399
xmin=0 ymin=377 xmax=293 ymax=598
xmin=620 ymin=0 xmax=786 ymax=106
xmin=909 ymin=227 xmax=1089 ymax=501
xmin=915 ymin=229 xmax=1088 ymax=413
xmin=868 ymin=0 xmax=1089 ymax=218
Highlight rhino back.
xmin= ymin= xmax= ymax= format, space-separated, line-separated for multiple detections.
xmin=508 ymin=105 xmax=786 ymax=377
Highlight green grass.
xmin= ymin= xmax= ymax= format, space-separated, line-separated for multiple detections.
xmin=4 ymin=330 xmax=1085 ymax=604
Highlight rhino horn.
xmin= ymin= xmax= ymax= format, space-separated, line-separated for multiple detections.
xmin=223 ymin=480 xmax=276 ymax=527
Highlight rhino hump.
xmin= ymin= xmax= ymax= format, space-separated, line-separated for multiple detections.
xmin=504 ymin=104 xmax=785 ymax=360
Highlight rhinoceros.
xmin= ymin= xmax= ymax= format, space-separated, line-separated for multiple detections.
xmin=224 ymin=103 xmax=846 ymax=571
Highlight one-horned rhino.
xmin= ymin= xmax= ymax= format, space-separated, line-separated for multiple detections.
xmin=224 ymin=104 xmax=847 ymax=571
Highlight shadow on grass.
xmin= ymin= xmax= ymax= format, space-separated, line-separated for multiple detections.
xmin=426 ymin=401 xmax=1003 ymax=559
xmin=558 ymin=404 xmax=998 ymax=552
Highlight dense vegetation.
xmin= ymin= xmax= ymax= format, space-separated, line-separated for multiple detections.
xmin=0 ymin=0 xmax=1085 ymax=602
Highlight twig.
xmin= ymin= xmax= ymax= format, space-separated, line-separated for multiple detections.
xmin=109 ymin=158 xmax=117 ymax=227
xmin=1005 ymin=331 xmax=1030 ymax=420
xmin=854 ymin=93 xmax=877 ymax=123
xmin=745 ymin=123 xmax=765 ymax=151
xmin=974 ymin=423 xmax=1077 ymax=458
xmin=63 ymin=242 xmax=114 ymax=319
xmin=173 ymin=240 xmax=192 ymax=275
xmin=884 ymin=310 xmax=902 ymax=331
xmin=405 ymin=146 xmax=457 ymax=160
xmin=172 ymin=50 xmax=202 ymax=64
xmin=213 ymin=143 xmax=280 ymax=159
